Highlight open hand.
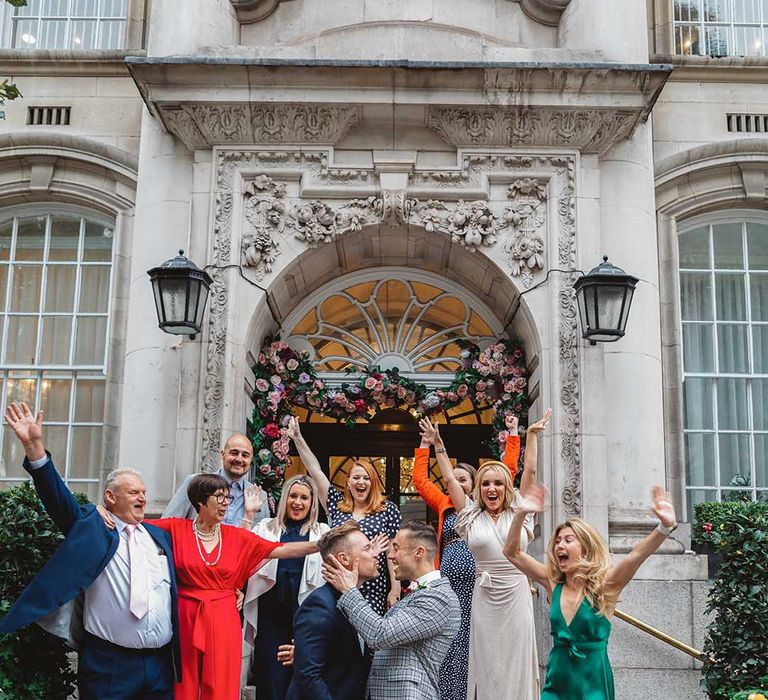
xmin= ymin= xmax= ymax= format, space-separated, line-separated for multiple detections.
xmin=277 ymin=641 xmax=294 ymax=667
xmin=322 ymin=554 xmax=359 ymax=593
xmin=369 ymin=532 xmax=390 ymax=558
xmin=235 ymin=589 xmax=244 ymax=611
xmin=517 ymin=483 xmax=548 ymax=514
xmin=527 ymin=407 xmax=552 ymax=435
xmin=504 ymin=413 xmax=519 ymax=433
xmin=96 ymin=504 xmax=116 ymax=530
xmin=650 ymin=485 xmax=677 ymax=529
xmin=418 ymin=417 xmax=443 ymax=447
xmin=285 ymin=416 xmax=301 ymax=441
xmin=4 ymin=402 xmax=45 ymax=459
xmin=244 ymin=484 xmax=265 ymax=516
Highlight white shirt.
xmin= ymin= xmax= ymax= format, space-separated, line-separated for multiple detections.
xmin=84 ymin=515 xmax=173 ymax=649
xmin=406 ymin=569 xmax=442 ymax=591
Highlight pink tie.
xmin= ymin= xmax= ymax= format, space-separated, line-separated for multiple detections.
xmin=125 ymin=524 xmax=150 ymax=619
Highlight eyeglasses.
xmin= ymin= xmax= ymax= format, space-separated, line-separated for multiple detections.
xmin=211 ymin=493 xmax=233 ymax=505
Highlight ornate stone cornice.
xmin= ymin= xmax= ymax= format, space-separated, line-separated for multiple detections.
xmin=519 ymin=0 xmax=572 ymax=26
xmin=159 ymin=104 xmax=362 ymax=150
xmin=427 ymin=107 xmax=638 ymax=156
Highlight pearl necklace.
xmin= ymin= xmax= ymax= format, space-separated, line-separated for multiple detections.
xmin=192 ymin=517 xmax=222 ymax=566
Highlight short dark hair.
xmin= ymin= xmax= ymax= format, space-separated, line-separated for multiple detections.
xmin=318 ymin=520 xmax=362 ymax=562
xmin=187 ymin=474 xmax=229 ymax=513
xmin=400 ymin=520 xmax=439 ymax=560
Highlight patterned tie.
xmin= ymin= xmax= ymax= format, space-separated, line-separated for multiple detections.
xmin=125 ymin=524 xmax=150 ymax=619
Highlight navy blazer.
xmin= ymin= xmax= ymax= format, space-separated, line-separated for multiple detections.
xmin=0 ymin=455 xmax=181 ymax=682
xmin=286 ymin=583 xmax=370 ymax=700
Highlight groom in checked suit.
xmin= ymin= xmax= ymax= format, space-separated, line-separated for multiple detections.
xmin=0 ymin=403 xmax=180 ymax=700
xmin=323 ymin=520 xmax=461 ymax=700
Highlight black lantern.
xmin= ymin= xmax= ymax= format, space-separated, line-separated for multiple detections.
xmin=573 ymin=256 xmax=638 ymax=343
xmin=148 ymin=250 xmax=212 ymax=336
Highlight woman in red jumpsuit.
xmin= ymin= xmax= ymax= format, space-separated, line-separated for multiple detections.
xmin=147 ymin=473 xmax=318 ymax=700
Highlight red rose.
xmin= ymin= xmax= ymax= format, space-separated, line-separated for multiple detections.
xmin=354 ymin=399 xmax=367 ymax=412
xmin=263 ymin=423 xmax=280 ymax=439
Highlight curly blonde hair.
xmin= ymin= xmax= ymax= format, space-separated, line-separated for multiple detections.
xmin=546 ymin=518 xmax=619 ymax=618
xmin=471 ymin=461 xmax=516 ymax=511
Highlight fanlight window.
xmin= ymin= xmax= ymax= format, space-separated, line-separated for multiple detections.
xmin=286 ymin=276 xmax=499 ymax=379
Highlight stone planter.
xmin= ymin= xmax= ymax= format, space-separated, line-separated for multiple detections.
xmin=692 ymin=541 xmax=722 ymax=579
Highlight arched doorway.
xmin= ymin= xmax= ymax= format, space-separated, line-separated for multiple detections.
xmin=277 ymin=267 xmax=519 ymax=522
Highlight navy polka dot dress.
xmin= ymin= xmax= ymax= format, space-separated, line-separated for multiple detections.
xmin=327 ymin=488 xmax=402 ymax=616
xmin=439 ymin=509 xmax=475 ymax=700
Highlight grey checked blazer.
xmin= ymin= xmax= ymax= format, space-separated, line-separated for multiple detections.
xmin=338 ymin=576 xmax=461 ymax=700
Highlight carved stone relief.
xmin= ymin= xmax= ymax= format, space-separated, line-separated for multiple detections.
xmin=205 ymin=149 xmax=581 ymax=513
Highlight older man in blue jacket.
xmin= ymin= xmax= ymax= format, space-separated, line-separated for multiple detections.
xmin=0 ymin=402 xmax=180 ymax=700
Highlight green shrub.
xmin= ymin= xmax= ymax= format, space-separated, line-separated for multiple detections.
xmin=0 ymin=481 xmax=88 ymax=699
xmin=728 ymin=676 xmax=768 ymax=699
xmin=697 ymin=503 xmax=768 ymax=699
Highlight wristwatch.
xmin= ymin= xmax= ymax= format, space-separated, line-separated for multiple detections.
xmin=656 ymin=522 xmax=678 ymax=537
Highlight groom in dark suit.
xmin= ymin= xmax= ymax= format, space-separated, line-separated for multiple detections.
xmin=0 ymin=402 xmax=180 ymax=700
xmin=286 ymin=520 xmax=376 ymax=700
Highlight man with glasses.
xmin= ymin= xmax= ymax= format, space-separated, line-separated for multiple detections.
xmin=163 ymin=433 xmax=269 ymax=526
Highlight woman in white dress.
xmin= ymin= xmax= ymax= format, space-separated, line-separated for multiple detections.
xmin=421 ymin=408 xmax=551 ymax=700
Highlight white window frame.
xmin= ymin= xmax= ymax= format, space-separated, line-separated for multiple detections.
xmin=673 ymin=0 xmax=768 ymax=57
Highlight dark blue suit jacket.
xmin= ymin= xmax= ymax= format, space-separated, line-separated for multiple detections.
xmin=286 ymin=583 xmax=370 ymax=700
xmin=0 ymin=455 xmax=181 ymax=682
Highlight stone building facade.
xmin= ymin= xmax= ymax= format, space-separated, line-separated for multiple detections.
xmin=2 ymin=1 xmax=768 ymax=697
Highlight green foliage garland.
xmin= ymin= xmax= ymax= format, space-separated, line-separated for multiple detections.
xmin=0 ymin=481 xmax=87 ymax=699
xmin=694 ymin=502 xmax=768 ymax=699
xmin=250 ymin=337 xmax=529 ymax=505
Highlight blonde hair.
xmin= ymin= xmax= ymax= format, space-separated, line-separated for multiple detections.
xmin=269 ymin=475 xmax=321 ymax=537
xmin=546 ymin=518 xmax=618 ymax=618
xmin=338 ymin=461 xmax=387 ymax=515
xmin=472 ymin=461 xmax=516 ymax=512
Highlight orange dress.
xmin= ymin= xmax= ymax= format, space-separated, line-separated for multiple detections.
xmin=146 ymin=518 xmax=281 ymax=700
xmin=413 ymin=435 xmax=521 ymax=567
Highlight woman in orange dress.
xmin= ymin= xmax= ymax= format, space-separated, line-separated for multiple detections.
xmin=146 ymin=474 xmax=318 ymax=700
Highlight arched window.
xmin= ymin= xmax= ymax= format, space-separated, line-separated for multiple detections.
xmin=679 ymin=212 xmax=768 ymax=513
xmin=0 ymin=0 xmax=126 ymax=50
xmin=674 ymin=0 xmax=767 ymax=57
xmin=0 ymin=208 xmax=114 ymax=500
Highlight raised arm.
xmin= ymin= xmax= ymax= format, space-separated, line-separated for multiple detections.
xmin=501 ymin=413 xmax=522 ymax=482
xmin=502 ymin=484 xmax=550 ymax=587
xmin=286 ymin=416 xmax=330 ymax=508
xmin=419 ymin=417 xmax=467 ymax=512
xmin=241 ymin=484 xmax=267 ymax=529
xmin=412 ymin=436 xmax=450 ymax=514
xmin=519 ymin=408 xmax=551 ymax=497
xmin=606 ymin=486 xmax=677 ymax=594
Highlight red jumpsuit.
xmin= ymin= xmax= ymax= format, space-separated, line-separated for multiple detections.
xmin=147 ymin=518 xmax=280 ymax=700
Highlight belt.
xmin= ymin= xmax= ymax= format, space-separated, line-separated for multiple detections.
xmin=84 ymin=631 xmax=170 ymax=656
xmin=552 ymin=637 xmax=607 ymax=660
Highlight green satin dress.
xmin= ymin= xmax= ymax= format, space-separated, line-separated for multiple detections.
xmin=541 ymin=583 xmax=614 ymax=700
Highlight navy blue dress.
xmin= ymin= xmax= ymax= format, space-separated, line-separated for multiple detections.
xmin=250 ymin=519 xmax=309 ymax=700
xmin=439 ymin=509 xmax=476 ymax=700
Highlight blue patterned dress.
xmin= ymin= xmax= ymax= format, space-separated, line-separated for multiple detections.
xmin=439 ymin=509 xmax=476 ymax=700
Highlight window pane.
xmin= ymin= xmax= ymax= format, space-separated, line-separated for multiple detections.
xmin=39 ymin=316 xmax=72 ymax=364
xmin=685 ymin=432 xmax=716 ymax=485
xmin=705 ymin=0 xmax=730 ymax=21
xmin=705 ymin=25 xmax=731 ymax=56
xmin=41 ymin=0 xmax=69 ymax=17
xmin=100 ymin=0 xmax=126 ymax=17
xmin=9 ymin=264 xmax=42 ymax=312
xmin=15 ymin=0 xmax=39 ymax=17
xmin=747 ymin=223 xmax=768 ymax=269
xmin=674 ymin=0 xmax=700 ymax=22
xmin=754 ymin=326 xmax=768 ymax=373
xmin=44 ymin=264 xmax=76 ymax=312
xmin=83 ymin=221 xmax=112 ymax=262
xmin=753 ymin=379 xmax=768 ymax=431
xmin=733 ymin=24 xmax=764 ymax=56
xmin=687 ymin=489 xmax=718 ymax=519
xmin=734 ymin=0 xmax=761 ymax=22
xmin=718 ymin=433 xmax=751 ymax=486
xmin=0 ymin=219 xmax=12 ymax=261
xmin=69 ymin=426 xmax=101 ymax=478
xmin=97 ymin=18 xmax=124 ymax=48
xmin=713 ymin=222 xmax=743 ymax=269
xmin=679 ymin=226 xmax=710 ymax=268
xmin=13 ymin=19 xmax=40 ymax=48
xmin=49 ymin=216 xmax=80 ymax=261
xmin=40 ymin=376 xmax=72 ymax=421
xmin=5 ymin=316 xmax=39 ymax=364
xmin=715 ymin=273 xmax=746 ymax=320
xmin=680 ymin=272 xmax=713 ymax=320
xmin=38 ymin=19 xmax=68 ymax=48
xmin=44 ymin=425 xmax=69 ymax=471
xmin=16 ymin=216 xmax=46 ymax=261
xmin=717 ymin=324 xmax=749 ymax=373
xmin=750 ymin=273 xmax=768 ymax=321
xmin=79 ymin=266 xmax=110 ymax=312
xmin=717 ymin=378 xmax=749 ymax=429
xmin=755 ymin=434 xmax=768 ymax=487
xmin=5 ymin=373 xmax=37 ymax=407
xmin=685 ymin=377 xmax=714 ymax=429
xmin=683 ymin=323 xmax=715 ymax=372
xmin=71 ymin=0 xmax=99 ymax=14
xmin=74 ymin=316 xmax=107 ymax=364
xmin=0 ymin=265 xmax=7 ymax=311
xmin=74 ymin=378 xmax=104 ymax=422
xmin=70 ymin=18 xmax=96 ymax=48
xmin=1 ymin=425 xmax=29 ymax=478
xmin=676 ymin=24 xmax=702 ymax=53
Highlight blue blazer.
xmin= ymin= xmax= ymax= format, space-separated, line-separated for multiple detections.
xmin=0 ymin=455 xmax=181 ymax=682
xmin=286 ymin=583 xmax=370 ymax=700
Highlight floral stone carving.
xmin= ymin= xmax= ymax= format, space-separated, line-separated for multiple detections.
xmin=412 ymin=199 xmax=500 ymax=250
xmin=503 ymin=178 xmax=547 ymax=287
xmin=291 ymin=198 xmax=379 ymax=247
xmin=242 ymin=175 xmax=285 ymax=276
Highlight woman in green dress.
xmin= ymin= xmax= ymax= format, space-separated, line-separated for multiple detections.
xmin=501 ymin=425 xmax=678 ymax=699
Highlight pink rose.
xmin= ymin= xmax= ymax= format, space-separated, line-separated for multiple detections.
xmin=255 ymin=378 xmax=269 ymax=392
xmin=260 ymin=464 xmax=271 ymax=474
xmin=504 ymin=381 xmax=516 ymax=393
xmin=374 ymin=381 xmax=384 ymax=392
xmin=286 ymin=359 xmax=299 ymax=371
xmin=364 ymin=377 xmax=377 ymax=390
xmin=457 ymin=384 xmax=468 ymax=397
xmin=447 ymin=392 xmax=459 ymax=402
xmin=346 ymin=404 xmax=356 ymax=412
xmin=477 ymin=381 xmax=487 ymax=391
xmin=258 ymin=353 xmax=267 ymax=365
xmin=270 ymin=375 xmax=281 ymax=385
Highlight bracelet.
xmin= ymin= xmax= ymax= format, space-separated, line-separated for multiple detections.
xmin=656 ymin=522 xmax=677 ymax=537
xmin=242 ymin=517 xmax=253 ymax=525
xmin=435 ymin=447 xmax=447 ymax=454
